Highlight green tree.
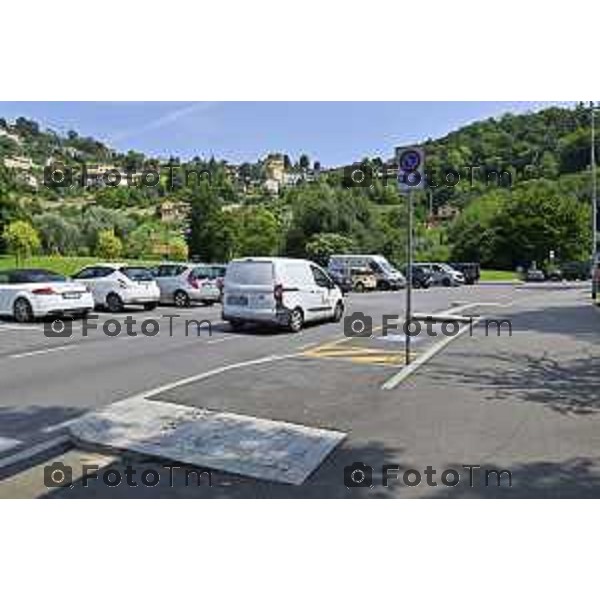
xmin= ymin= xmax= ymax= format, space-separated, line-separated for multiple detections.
xmin=238 ymin=207 xmax=281 ymax=256
xmin=3 ymin=220 xmax=41 ymax=265
xmin=169 ymin=237 xmax=188 ymax=261
xmin=185 ymin=181 xmax=235 ymax=261
xmin=96 ymin=229 xmax=123 ymax=259
xmin=33 ymin=213 xmax=82 ymax=255
xmin=299 ymin=154 xmax=310 ymax=171
xmin=305 ymin=233 xmax=355 ymax=266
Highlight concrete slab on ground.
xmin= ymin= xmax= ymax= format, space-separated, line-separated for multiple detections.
xmin=69 ymin=398 xmax=346 ymax=485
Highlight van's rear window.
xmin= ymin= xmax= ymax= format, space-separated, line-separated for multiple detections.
xmin=226 ymin=262 xmax=273 ymax=285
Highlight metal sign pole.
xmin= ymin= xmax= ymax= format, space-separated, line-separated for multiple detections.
xmin=592 ymin=101 xmax=598 ymax=301
xmin=405 ymin=188 xmax=413 ymax=365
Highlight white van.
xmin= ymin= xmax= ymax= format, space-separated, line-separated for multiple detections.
xmin=222 ymin=258 xmax=345 ymax=332
xmin=328 ymin=255 xmax=406 ymax=290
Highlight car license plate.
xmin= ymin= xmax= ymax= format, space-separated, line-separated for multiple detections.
xmin=227 ymin=295 xmax=248 ymax=306
xmin=63 ymin=293 xmax=81 ymax=300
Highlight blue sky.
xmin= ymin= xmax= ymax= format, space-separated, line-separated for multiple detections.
xmin=0 ymin=101 xmax=574 ymax=167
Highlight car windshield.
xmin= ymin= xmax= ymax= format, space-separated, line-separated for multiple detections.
xmin=226 ymin=261 xmax=273 ymax=285
xmin=9 ymin=270 xmax=68 ymax=283
xmin=120 ymin=267 xmax=154 ymax=281
xmin=374 ymin=257 xmax=395 ymax=273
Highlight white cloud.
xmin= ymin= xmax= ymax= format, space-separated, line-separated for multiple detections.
xmin=110 ymin=102 xmax=219 ymax=143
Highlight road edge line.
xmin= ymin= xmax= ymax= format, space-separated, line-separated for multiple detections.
xmin=381 ymin=317 xmax=483 ymax=390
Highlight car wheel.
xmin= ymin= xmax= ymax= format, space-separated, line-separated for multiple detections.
xmin=442 ymin=278 xmax=451 ymax=287
xmin=229 ymin=319 xmax=245 ymax=332
xmin=106 ymin=293 xmax=124 ymax=313
xmin=144 ymin=302 xmax=158 ymax=311
xmin=288 ymin=308 xmax=304 ymax=333
xmin=174 ymin=290 xmax=190 ymax=308
xmin=378 ymin=281 xmax=390 ymax=291
xmin=355 ymin=282 xmax=365 ymax=293
xmin=13 ymin=298 xmax=34 ymax=323
xmin=332 ymin=301 xmax=344 ymax=323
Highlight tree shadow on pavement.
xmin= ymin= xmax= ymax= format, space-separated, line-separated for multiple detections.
xmin=43 ymin=439 xmax=406 ymax=499
xmin=431 ymin=349 xmax=600 ymax=415
xmin=427 ymin=457 xmax=600 ymax=498
xmin=496 ymin=302 xmax=600 ymax=345
xmin=0 ymin=405 xmax=85 ymax=441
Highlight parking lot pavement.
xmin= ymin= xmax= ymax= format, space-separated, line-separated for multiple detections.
xmin=5 ymin=283 xmax=597 ymax=498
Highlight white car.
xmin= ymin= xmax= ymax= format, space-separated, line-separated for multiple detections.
xmin=222 ymin=257 xmax=345 ymax=332
xmin=72 ymin=263 xmax=160 ymax=312
xmin=414 ymin=262 xmax=465 ymax=286
xmin=151 ymin=263 xmax=222 ymax=307
xmin=0 ymin=269 xmax=94 ymax=323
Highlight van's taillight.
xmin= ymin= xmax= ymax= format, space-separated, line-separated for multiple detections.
xmin=32 ymin=287 xmax=56 ymax=295
xmin=274 ymin=284 xmax=283 ymax=304
xmin=188 ymin=273 xmax=199 ymax=289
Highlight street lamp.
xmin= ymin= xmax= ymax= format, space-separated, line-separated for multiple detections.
xmin=592 ymin=101 xmax=598 ymax=300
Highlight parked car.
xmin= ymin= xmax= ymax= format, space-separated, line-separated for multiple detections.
xmin=524 ymin=267 xmax=545 ymax=282
xmin=72 ymin=263 xmax=160 ymax=312
xmin=351 ymin=268 xmax=378 ymax=293
xmin=328 ymin=254 xmax=406 ymax=290
xmin=151 ymin=263 xmax=222 ymax=307
xmin=560 ymin=261 xmax=590 ymax=281
xmin=403 ymin=265 xmax=433 ymax=289
xmin=222 ymin=257 xmax=345 ymax=333
xmin=413 ymin=262 xmax=465 ymax=286
xmin=327 ymin=269 xmax=353 ymax=295
xmin=544 ymin=267 xmax=563 ymax=281
xmin=449 ymin=262 xmax=480 ymax=284
xmin=0 ymin=269 xmax=94 ymax=323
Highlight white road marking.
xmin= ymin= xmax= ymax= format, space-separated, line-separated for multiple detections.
xmin=0 ymin=437 xmax=22 ymax=453
xmin=42 ymin=417 xmax=84 ymax=434
xmin=0 ymin=434 xmax=71 ymax=471
xmin=381 ymin=300 xmax=513 ymax=390
xmin=7 ymin=344 xmax=75 ymax=360
xmin=108 ymin=353 xmax=301 ymax=407
xmin=382 ymin=317 xmax=484 ymax=390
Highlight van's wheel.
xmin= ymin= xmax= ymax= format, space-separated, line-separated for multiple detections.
xmin=174 ymin=290 xmax=190 ymax=308
xmin=144 ymin=302 xmax=158 ymax=311
xmin=229 ymin=319 xmax=244 ymax=332
xmin=288 ymin=308 xmax=304 ymax=333
xmin=332 ymin=302 xmax=344 ymax=323
xmin=442 ymin=278 xmax=451 ymax=287
xmin=355 ymin=282 xmax=365 ymax=293
xmin=13 ymin=298 xmax=34 ymax=323
xmin=106 ymin=293 xmax=124 ymax=313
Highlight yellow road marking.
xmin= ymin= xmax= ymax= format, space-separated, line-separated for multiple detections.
xmin=0 ymin=450 xmax=114 ymax=499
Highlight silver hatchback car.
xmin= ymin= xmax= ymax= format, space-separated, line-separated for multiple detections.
xmin=151 ymin=263 xmax=222 ymax=307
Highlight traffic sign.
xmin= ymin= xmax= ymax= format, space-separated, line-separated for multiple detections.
xmin=396 ymin=146 xmax=425 ymax=192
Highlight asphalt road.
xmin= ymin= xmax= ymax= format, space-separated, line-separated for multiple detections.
xmin=1 ymin=281 xmax=598 ymax=498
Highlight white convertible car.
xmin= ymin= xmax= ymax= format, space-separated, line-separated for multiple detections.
xmin=0 ymin=269 xmax=94 ymax=323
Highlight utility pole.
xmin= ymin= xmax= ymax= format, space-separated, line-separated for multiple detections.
xmin=592 ymin=101 xmax=598 ymax=301
xmin=405 ymin=188 xmax=413 ymax=366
